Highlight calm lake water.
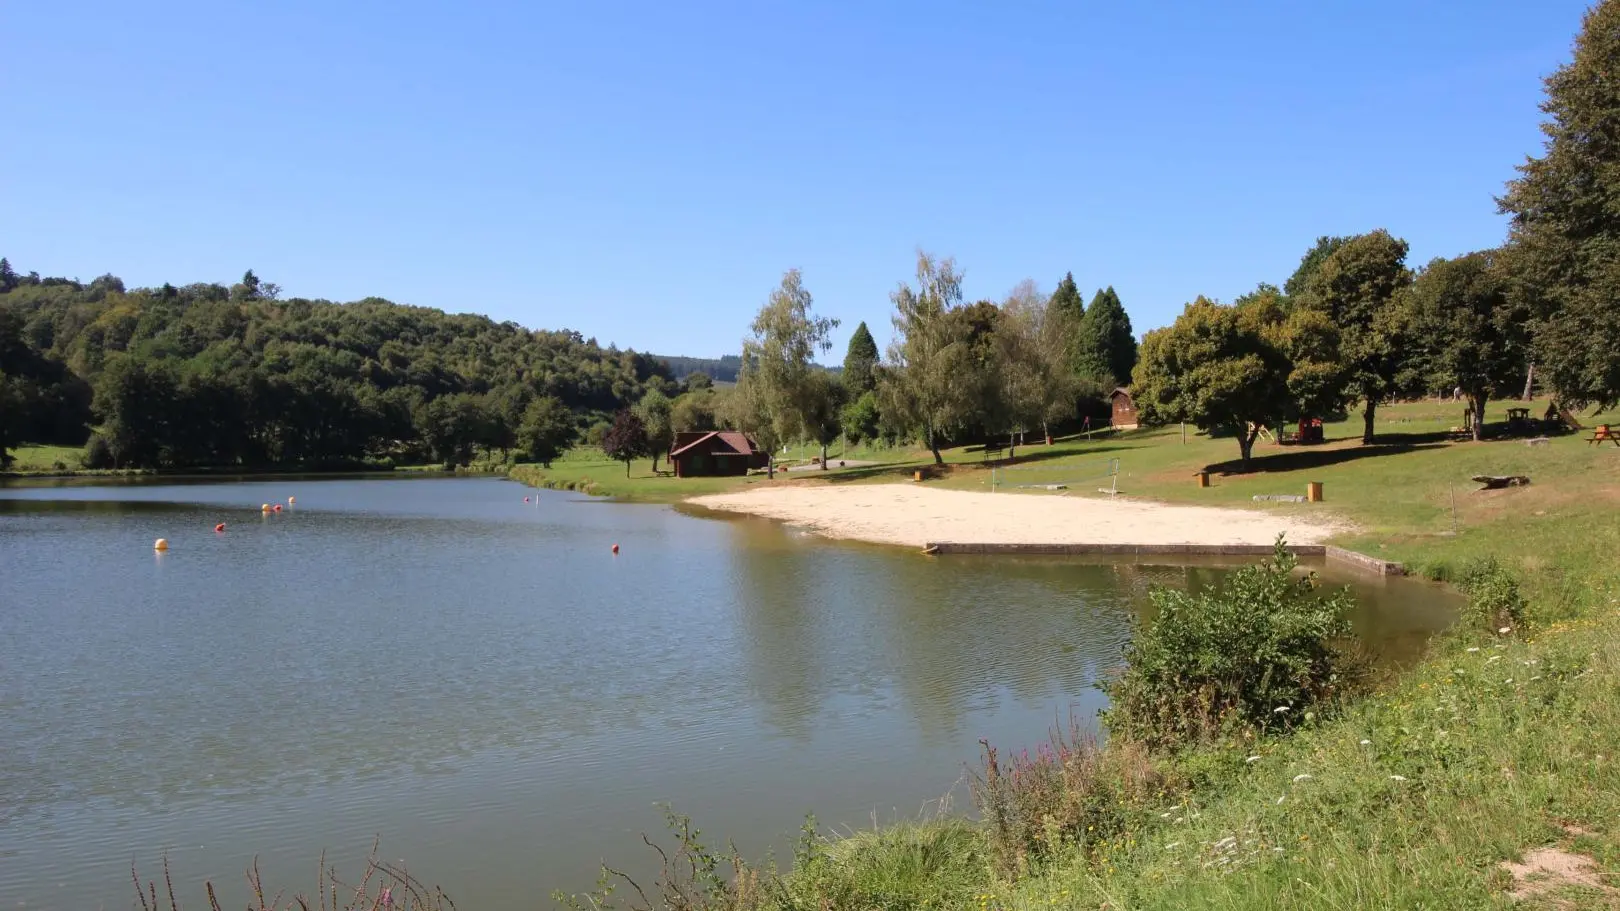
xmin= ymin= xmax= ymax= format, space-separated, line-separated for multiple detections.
xmin=0 ymin=477 xmax=1456 ymax=909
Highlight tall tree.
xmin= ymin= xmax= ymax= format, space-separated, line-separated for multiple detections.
xmin=1498 ymin=0 xmax=1620 ymax=410
xmin=1075 ymin=286 xmax=1137 ymax=385
xmin=879 ymin=251 xmax=981 ymax=465
xmin=734 ymin=269 xmax=839 ymax=471
xmin=1408 ymin=252 xmax=1527 ymax=441
xmin=1134 ymin=289 xmax=1342 ymax=468
xmin=841 ymin=321 xmax=880 ymax=394
xmin=518 ymin=395 xmax=575 ymax=467
xmin=635 ymin=387 xmax=674 ymax=471
xmin=0 ymin=258 xmax=18 ymax=293
xmin=1294 ymin=230 xmax=1414 ymax=443
xmin=1048 ymin=272 xmax=1085 ymax=325
xmin=601 ymin=408 xmax=650 ymax=477
xmin=996 ymin=279 xmax=1080 ymax=444
xmin=0 ymin=370 xmax=19 ymax=467
xmin=802 ymin=372 xmax=847 ymax=468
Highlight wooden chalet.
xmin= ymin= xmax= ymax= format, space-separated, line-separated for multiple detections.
xmin=669 ymin=430 xmax=769 ymax=478
xmin=1109 ymin=387 xmax=1139 ymax=429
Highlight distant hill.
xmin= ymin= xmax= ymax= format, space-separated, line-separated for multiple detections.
xmin=651 ymin=353 xmax=841 ymax=384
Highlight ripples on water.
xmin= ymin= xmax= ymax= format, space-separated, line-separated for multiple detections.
xmin=0 ymin=477 xmax=1454 ymax=909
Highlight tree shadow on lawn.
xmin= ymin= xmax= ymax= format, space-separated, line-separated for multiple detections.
xmin=1205 ymin=439 xmax=1450 ymax=476
xmin=796 ymin=442 xmax=1146 ymax=485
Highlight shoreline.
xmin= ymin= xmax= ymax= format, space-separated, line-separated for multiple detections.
xmin=687 ymin=483 xmax=1347 ymax=551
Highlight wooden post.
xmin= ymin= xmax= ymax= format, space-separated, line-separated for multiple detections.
xmin=1196 ymin=471 xmax=1210 ymax=488
xmin=1181 ymin=422 xmax=1187 ymax=444
xmin=1307 ymin=481 xmax=1324 ymax=502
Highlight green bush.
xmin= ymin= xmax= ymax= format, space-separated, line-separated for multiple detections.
xmin=1457 ymin=555 xmax=1528 ymax=632
xmin=1103 ymin=536 xmax=1358 ymax=749
xmin=82 ymin=433 xmax=114 ymax=469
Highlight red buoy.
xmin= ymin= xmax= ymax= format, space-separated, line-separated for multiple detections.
xmin=214 ymin=523 xmax=226 ymax=533
xmin=272 ymin=504 xmax=283 ymax=513
xmin=611 ymin=543 xmax=620 ymax=554
xmin=524 ymin=496 xmax=531 ymax=503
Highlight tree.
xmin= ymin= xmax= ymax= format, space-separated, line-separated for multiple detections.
xmin=0 ymin=371 xmax=19 ymax=467
xmin=601 ymin=408 xmax=650 ymax=477
xmin=0 ymin=258 xmax=18 ymax=293
xmin=1407 ymin=252 xmax=1527 ymax=441
xmin=419 ymin=393 xmax=488 ymax=466
xmin=671 ymin=390 xmax=720 ymax=432
xmin=839 ymin=390 xmax=881 ymax=445
xmin=518 ymin=395 xmax=575 ymax=467
xmin=995 ymin=279 xmax=1079 ymax=445
xmin=1048 ymin=272 xmax=1085 ymax=325
xmin=842 ymin=321 xmax=880 ymax=395
xmin=1498 ymin=0 xmax=1620 ymax=411
xmin=879 ymin=251 xmax=982 ymax=464
xmin=733 ymin=269 xmax=839 ymax=473
xmin=1134 ymin=289 xmax=1342 ymax=468
xmin=1293 ymin=230 xmax=1413 ymax=443
xmin=635 ymin=387 xmax=674 ymax=472
xmin=802 ymin=372 xmax=846 ymax=468
xmin=1075 ymin=286 xmax=1137 ymax=385
xmin=683 ymin=371 xmax=713 ymax=392
xmin=1282 ymin=236 xmax=1350 ymax=300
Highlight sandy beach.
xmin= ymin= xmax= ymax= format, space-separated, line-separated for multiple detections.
xmin=689 ymin=484 xmax=1344 ymax=549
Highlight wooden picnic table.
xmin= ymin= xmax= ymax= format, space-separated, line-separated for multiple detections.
xmin=1590 ymin=424 xmax=1620 ymax=446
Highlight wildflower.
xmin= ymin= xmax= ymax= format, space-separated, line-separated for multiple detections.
xmin=1165 ymin=842 xmax=1181 ymax=850
xmin=1245 ymin=755 xmax=1262 ymax=763
xmin=1276 ymin=796 xmax=1286 ymax=804
xmin=1293 ymin=774 xmax=1313 ymax=782
xmin=1466 ymin=647 xmax=1480 ymax=653
xmin=1359 ymin=739 xmax=1372 ymax=745
xmin=1505 ymin=678 xmax=1513 ymax=684
xmin=1273 ymin=706 xmax=1290 ymax=714
xmin=1390 ymin=775 xmax=1408 ymax=782
xmin=1499 ymin=627 xmax=1512 ymax=634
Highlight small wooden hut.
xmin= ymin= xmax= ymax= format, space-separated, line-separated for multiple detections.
xmin=1109 ymin=387 xmax=1139 ymax=429
xmin=669 ymin=430 xmax=769 ymax=478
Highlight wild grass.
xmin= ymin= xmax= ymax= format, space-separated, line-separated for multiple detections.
xmin=133 ymin=846 xmax=454 ymax=911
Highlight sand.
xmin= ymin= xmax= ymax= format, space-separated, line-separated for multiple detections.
xmin=689 ymin=484 xmax=1344 ymax=549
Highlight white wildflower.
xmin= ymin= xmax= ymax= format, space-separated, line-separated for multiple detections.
xmin=1276 ymin=795 xmax=1286 ymax=804
xmin=1499 ymin=627 xmax=1512 ymax=634
xmin=1359 ymin=739 xmax=1371 ymax=746
xmin=1165 ymin=842 xmax=1180 ymax=850
xmin=1487 ymin=655 xmax=1502 ymax=663
xmin=1466 ymin=647 xmax=1480 ymax=653
xmin=1245 ymin=755 xmax=1262 ymax=763
xmin=1293 ymin=774 xmax=1313 ymax=783
xmin=1273 ymin=706 xmax=1291 ymax=714
xmin=1390 ymin=775 xmax=1408 ymax=782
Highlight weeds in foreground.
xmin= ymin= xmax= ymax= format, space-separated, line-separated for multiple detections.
xmin=971 ymin=721 xmax=1173 ymax=880
xmin=132 ymin=845 xmax=453 ymax=911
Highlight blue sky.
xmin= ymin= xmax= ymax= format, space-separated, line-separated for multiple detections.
xmin=0 ymin=1 xmax=1591 ymax=360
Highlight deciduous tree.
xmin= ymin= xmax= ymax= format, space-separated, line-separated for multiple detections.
xmin=1498 ymin=0 xmax=1620 ymax=410
xmin=635 ymin=387 xmax=674 ymax=471
xmin=1407 ymin=252 xmax=1527 ymax=441
xmin=601 ymin=408 xmax=650 ymax=477
xmin=879 ymin=251 xmax=980 ymax=465
xmin=519 ymin=395 xmax=575 ymax=467
xmin=733 ymin=269 xmax=839 ymax=474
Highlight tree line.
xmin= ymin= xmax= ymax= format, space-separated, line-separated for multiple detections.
xmin=1129 ymin=3 xmax=1620 ymax=467
xmin=0 ymin=266 xmax=686 ymax=469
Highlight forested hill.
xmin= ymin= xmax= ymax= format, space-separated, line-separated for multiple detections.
xmin=0 ymin=263 xmax=680 ymax=469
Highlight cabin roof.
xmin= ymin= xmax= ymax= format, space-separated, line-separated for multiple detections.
xmin=669 ymin=430 xmax=761 ymax=458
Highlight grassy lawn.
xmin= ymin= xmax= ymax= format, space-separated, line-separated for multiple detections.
xmin=544 ymin=399 xmax=1620 ymax=909
xmin=3 ymin=443 xmax=83 ymax=473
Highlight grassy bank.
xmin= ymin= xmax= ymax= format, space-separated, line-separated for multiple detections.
xmin=553 ymin=400 xmax=1620 ymax=910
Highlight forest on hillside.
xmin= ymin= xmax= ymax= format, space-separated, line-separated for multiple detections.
xmin=0 ymin=264 xmax=686 ymax=469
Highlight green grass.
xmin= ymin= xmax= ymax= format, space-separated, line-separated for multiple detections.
xmin=551 ymin=400 xmax=1620 ymax=910
xmin=3 ymin=443 xmax=83 ymax=473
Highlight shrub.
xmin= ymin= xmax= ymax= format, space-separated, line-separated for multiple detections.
xmin=1457 ymin=555 xmax=1528 ymax=632
xmin=1103 ymin=536 xmax=1358 ymax=749
xmin=971 ymin=719 xmax=1172 ymax=880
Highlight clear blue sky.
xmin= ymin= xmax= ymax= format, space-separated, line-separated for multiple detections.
xmin=0 ymin=1 xmax=1591 ymax=360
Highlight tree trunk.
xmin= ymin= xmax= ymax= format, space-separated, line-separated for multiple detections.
xmin=767 ymin=455 xmax=775 ymax=480
xmin=651 ymin=451 xmax=660 ymax=473
xmin=1362 ymin=399 xmax=1378 ymax=445
xmin=1471 ymin=394 xmax=1487 ymax=442
xmin=1042 ymin=420 xmax=1052 ymax=446
xmin=1238 ymin=428 xmax=1256 ymax=469
xmin=927 ymin=424 xmax=944 ymax=466
xmin=624 ymin=458 xmax=631 ymax=478
xmin=820 ymin=442 xmax=828 ymax=469
xmin=1522 ymin=363 xmax=1536 ymax=401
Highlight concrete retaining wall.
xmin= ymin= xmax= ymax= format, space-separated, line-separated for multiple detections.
xmin=922 ymin=541 xmax=1404 ymax=576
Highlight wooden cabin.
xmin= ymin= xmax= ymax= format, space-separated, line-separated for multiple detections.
xmin=669 ymin=430 xmax=769 ymax=478
xmin=1109 ymin=387 xmax=1139 ymax=430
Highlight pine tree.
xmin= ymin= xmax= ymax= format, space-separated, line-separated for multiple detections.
xmin=0 ymin=258 xmax=18 ymax=293
xmin=1075 ymin=287 xmax=1138 ymax=385
xmin=1048 ymin=272 xmax=1084 ymax=324
xmin=1499 ymin=0 xmax=1620 ymax=410
xmin=842 ymin=321 xmax=879 ymax=394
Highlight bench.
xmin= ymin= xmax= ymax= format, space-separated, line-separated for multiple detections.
xmin=981 ymin=443 xmax=1006 ymax=461
xmin=1589 ymin=424 xmax=1619 ymax=446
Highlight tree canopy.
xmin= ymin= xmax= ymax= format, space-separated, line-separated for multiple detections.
xmin=732 ymin=269 xmax=839 ymax=472
xmin=841 ymin=321 xmax=880 ymax=395
xmin=1075 ymin=286 xmax=1137 ymax=385
xmin=1407 ymin=251 xmax=1527 ymax=440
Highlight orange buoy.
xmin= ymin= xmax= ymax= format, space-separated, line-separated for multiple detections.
xmin=214 ymin=523 xmax=226 ymax=533
xmin=287 ymin=496 xmax=296 ymax=505
xmin=154 ymin=538 xmax=169 ymax=552
xmin=261 ymin=503 xmax=272 ymax=513
xmin=611 ymin=543 xmax=620 ymax=554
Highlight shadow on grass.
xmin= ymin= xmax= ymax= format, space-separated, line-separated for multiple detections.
xmin=1206 ymin=440 xmax=1450 ymax=476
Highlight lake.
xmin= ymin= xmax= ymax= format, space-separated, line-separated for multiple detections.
xmin=0 ymin=476 xmax=1455 ymax=909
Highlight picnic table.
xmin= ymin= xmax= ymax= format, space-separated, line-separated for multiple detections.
xmin=1590 ymin=424 xmax=1620 ymax=446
